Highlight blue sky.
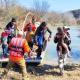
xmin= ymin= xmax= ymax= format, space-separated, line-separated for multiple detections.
xmin=18 ymin=0 xmax=80 ymax=12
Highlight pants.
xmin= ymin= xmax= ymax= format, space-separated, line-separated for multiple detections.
xmin=2 ymin=44 xmax=8 ymax=57
xmin=36 ymin=36 xmax=43 ymax=58
xmin=58 ymin=51 xmax=67 ymax=73
xmin=28 ymin=42 xmax=34 ymax=49
xmin=4 ymin=59 xmax=27 ymax=79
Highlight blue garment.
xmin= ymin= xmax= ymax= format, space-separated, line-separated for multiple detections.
xmin=37 ymin=35 xmax=43 ymax=48
xmin=2 ymin=44 xmax=8 ymax=57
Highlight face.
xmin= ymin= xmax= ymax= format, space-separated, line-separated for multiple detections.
xmin=12 ymin=22 xmax=16 ymax=25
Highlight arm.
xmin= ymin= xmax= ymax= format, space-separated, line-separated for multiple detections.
xmin=47 ymin=27 xmax=52 ymax=37
xmin=64 ymin=33 xmax=71 ymax=45
xmin=54 ymin=33 xmax=58 ymax=43
xmin=23 ymin=39 xmax=31 ymax=56
xmin=5 ymin=22 xmax=11 ymax=30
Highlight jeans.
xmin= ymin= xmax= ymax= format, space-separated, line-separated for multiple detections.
xmin=36 ymin=36 xmax=43 ymax=58
xmin=2 ymin=44 xmax=8 ymax=57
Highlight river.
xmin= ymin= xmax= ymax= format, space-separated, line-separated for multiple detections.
xmin=45 ymin=26 xmax=80 ymax=64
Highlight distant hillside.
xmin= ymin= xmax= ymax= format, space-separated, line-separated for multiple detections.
xmin=69 ymin=9 xmax=80 ymax=24
xmin=70 ymin=9 xmax=80 ymax=19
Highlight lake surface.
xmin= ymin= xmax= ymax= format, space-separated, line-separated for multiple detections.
xmin=45 ymin=26 xmax=80 ymax=63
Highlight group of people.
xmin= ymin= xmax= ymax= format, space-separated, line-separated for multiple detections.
xmin=1 ymin=17 xmax=52 ymax=80
xmin=0 ymin=15 xmax=71 ymax=79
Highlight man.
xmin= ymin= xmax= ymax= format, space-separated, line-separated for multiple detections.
xmin=2 ymin=31 xmax=31 ymax=80
xmin=35 ymin=22 xmax=52 ymax=59
xmin=54 ymin=27 xmax=70 ymax=75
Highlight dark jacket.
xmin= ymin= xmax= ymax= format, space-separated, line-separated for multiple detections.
xmin=6 ymin=22 xmax=15 ymax=30
xmin=35 ymin=26 xmax=52 ymax=36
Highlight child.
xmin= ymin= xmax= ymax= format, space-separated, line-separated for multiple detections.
xmin=1 ymin=30 xmax=9 ymax=58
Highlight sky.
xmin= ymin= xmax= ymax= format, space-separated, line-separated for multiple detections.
xmin=18 ymin=0 xmax=80 ymax=12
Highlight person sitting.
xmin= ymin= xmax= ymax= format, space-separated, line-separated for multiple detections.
xmin=35 ymin=22 xmax=52 ymax=59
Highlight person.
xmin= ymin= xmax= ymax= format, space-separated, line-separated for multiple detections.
xmin=5 ymin=18 xmax=17 ymax=44
xmin=1 ymin=30 xmax=10 ymax=58
xmin=5 ymin=18 xmax=16 ymax=33
xmin=54 ymin=27 xmax=70 ymax=56
xmin=23 ymin=16 xmax=36 ymax=33
xmin=35 ymin=22 xmax=52 ymax=59
xmin=2 ymin=31 xmax=31 ymax=80
xmin=54 ymin=27 xmax=70 ymax=75
xmin=25 ymin=27 xmax=35 ymax=49
xmin=63 ymin=26 xmax=71 ymax=51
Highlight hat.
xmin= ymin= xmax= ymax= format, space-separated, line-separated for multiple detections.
xmin=18 ymin=30 xmax=23 ymax=36
xmin=63 ymin=26 xmax=70 ymax=30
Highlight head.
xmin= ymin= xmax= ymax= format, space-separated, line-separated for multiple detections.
xmin=17 ymin=31 xmax=23 ymax=37
xmin=39 ymin=22 xmax=47 ymax=30
xmin=11 ymin=18 xmax=16 ymax=25
xmin=32 ymin=16 xmax=36 ymax=24
xmin=63 ymin=26 xmax=70 ymax=32
xmin=57 ymin=27 xmax=63 ymax=33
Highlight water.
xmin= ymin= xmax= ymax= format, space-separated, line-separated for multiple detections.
xmin=45 ymin=26 xmax=80 ymax=63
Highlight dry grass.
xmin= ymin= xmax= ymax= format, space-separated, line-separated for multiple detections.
xmin=0 ymin=63 xmax=80 ymax=80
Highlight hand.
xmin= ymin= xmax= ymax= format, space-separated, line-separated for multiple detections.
xmin=48 ymin=35 xmax=51 ymax=41
xmin=48 ymin=37 xmax=50 ymax=41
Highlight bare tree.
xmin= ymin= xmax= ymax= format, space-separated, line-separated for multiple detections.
xmin=0 ymin=0 xmax=17 ymax=10
xmin=33 ymin=0 xmax=50 ymax=17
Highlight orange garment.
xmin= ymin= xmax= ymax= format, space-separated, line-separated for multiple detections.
xmin=26 ymin=31 xmax=34 ymax=42
xmin=24 ymin=23 xmax=36 ymax=32
xmin=9 ymin=37 xmax=31 ymax=62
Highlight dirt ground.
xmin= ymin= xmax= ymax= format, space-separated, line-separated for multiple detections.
xmin=0 ymin=63 xmax=80 ymax=80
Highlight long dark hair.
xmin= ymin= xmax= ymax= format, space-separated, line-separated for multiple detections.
xmin=39 ymin=22 xmax=47 ymax=31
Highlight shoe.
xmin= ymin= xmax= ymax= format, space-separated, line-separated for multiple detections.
xmin=60 ymin=71 xmax=63 ymax=76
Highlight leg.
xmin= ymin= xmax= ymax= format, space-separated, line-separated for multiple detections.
xmin=62 ymin=43 xmax=70 ymax=56
xmin=18 ymin=59 xmax=29 ymax=80
xmin=58 ymin=54 xmax=64 ymax=75
xmin=3 ymin=45 xmax=8 ymax=58
xmin=37 ymin=46 xmax=43 ymax=59
xmin=43 ymin=40 xmax=47 ymax=51
xmin=2 ymin=61 xmax=14 ymax=78
xmin=36 ymin=36 xmax=43 ymax=59
xmin=28 ymin=42 xmax=33 ymax=49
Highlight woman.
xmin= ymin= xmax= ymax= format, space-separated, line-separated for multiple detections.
xmin=35 ymin=22 xmax=52 ymax=59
